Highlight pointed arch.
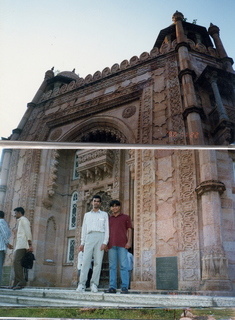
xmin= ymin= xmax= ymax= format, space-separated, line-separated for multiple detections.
xmin=59 ymin=116 xmax=136 ymax=143
xmin=44 ymin=216 xmax=57 ymax=263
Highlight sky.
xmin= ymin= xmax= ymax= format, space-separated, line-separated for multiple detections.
xmin=0 ymin=0 xmax=235 ymax=140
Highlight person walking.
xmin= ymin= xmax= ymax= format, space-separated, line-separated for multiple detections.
xmin=0 ymin=211 xmax=13 ymax=286
xmin=104 ymin=199 xmax=132 ymax=294
xmin=11 ymin=207 xmax=33 ymax=290
xmin=76 ymin=195 xmax=109 ymax=293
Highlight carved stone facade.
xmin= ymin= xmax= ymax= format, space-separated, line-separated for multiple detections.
xmin=0 ymin=11 xmax=235 ymax=294
xmin=1 ymin=148 xmax=235 ymax=293
xmin=6 ymin=12 xmax=234 ymax=145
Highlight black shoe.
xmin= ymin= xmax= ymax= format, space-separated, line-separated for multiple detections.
xmin=121 ymin=287 xmax=129 ymax=294
xmin=104 ymin=288 xmax=116 ymax=293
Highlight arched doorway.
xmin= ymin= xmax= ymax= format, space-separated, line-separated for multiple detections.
xmin=57 ymin=116 xmax=136 ymax=143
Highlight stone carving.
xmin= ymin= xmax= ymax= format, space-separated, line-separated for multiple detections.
xmin=150 ymin=47 xmax=159 ymax=58
xmin=178 ymin=150 xmax=200 ymax=286
xmin=111 ymin=63 xmax=119 ymax=73
xmin=141 ymin=86 xmax=152 ymax=144
xmin=160 ymin=42 xmax=172 ymax=54
xmin=51 ymin=87 xmax=60 ymax=97
xmin=195 ymin=42 xmax=207 ymax=53
xmin=19 ymin=150 xmax=41 ymax=227
xmin=122 ymin=105 xmax=136 ymax=118
xmin=126 ymin=150 xmax=135 ymax=179
xmin=44 ymin=216 xmax=57 ymax=264
xmin=76 ymin=149 xmax=115 ymax=185
xmin=139 ymin=52 xmax=150 ymax=61
xmin=48 ymin=150 xmax=60 ymax=197
xmin=195 ymin=180 xmax=226 ymax=196
xmin=84 ymin=74 xmax=93 ymax=83
xmin=67 ymin=80 xmax=76 ymax=91
xmin=166 ymin=55 xmax=185 ymax=144
xmin=120 ymin=60 xmax=129 ymax=70
xmin=111 ymin=151 xmax=120 ymax=196
xmin=42 ymin=150 xmax=60 ymax=209
xmin=187 ymin=39 xmax=196 ymax=51
xmin=129 ymin=56 xmax=139 ymax=66
xmin=28 ymin=150 xmax=41 ymax=226
xmin=202 ymin=248 xmax=229 ymax=280
xmin=60 ymin=84 xmax=67 ymax=94
xmin=142 ymin=250 xmax=154 ymax=281
xmin=102 ymin=67 xmax=111 ymax=77
xmin=77 ymin=126 xmax=127 ymax=143
xmin=3 ymin=150 xmax=19 ymax=213
xmin=134 ymin=150 xmax=142 ymax=281
xmin=93 ymin=71 xmax=102 ymax=80
xmin=49 ymin=128 xmax=63 ymax=141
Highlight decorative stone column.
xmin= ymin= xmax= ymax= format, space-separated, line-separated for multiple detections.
xmin=0 ymin=149 xmax=12 ymax=209
xmin=208 ymin=23 xmax=234 ymax=73
xmin=206 ymin=71 xmax=229 ymax=122
xmin=128 ymin=150 xmax=156 ymax=290
xmin=172 ymin=11 xmax=204 ymax=145
xmin=196 ymin=150 xmax=232 ymax=291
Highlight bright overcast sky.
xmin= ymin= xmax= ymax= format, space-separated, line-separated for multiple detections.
xmin=0 ymin=0 xmax=234 ymax=139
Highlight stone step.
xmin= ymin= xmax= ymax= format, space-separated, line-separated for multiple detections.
xmin=0 ymin=288 xmax=235 ymax=308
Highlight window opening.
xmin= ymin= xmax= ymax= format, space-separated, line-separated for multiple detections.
xmin=69 ymin=192 xmax=78 ymax=230
xmin=67 ymin=238 xmax=75 ymax=262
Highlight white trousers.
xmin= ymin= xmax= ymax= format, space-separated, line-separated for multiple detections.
xmin=79 ymin=232 xmax=104 ymax=287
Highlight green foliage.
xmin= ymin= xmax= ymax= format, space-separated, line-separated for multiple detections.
xmin=183 ymin=17 xmax=197 ymax=24
xmin=0 ymin=307 xmax=234 ymax=319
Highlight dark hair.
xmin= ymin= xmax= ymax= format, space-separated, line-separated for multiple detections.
xmin=0 ymin=211 xmax=5 ymax=218
xmin=14 ymin=207 xmax=25 ymax=215
xmin=110 ymin=199 xmax=121 ymax=207
xmin=92 ymin=195 xmax=101 ymax=202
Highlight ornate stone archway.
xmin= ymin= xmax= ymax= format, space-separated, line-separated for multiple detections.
xmin=56 ymin=116 xmax=136 ymax=143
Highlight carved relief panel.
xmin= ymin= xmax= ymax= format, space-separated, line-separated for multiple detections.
xmin=176 ymin=150 xmax=200 ymax=290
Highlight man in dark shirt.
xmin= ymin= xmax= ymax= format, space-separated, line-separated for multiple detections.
xmin=104 ymin=200 xmax=132 ymax=294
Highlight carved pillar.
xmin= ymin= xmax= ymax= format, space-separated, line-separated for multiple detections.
xmin=172 ymin=11 xmax=204 ymax=145
xmin=42 ymin=150 xmax=60 ymax=209
xmin=208 ymin=24 xmax=234 ymax=73
xmin=196 ymin=149 xmax=232 ymax=291
xmin=140 ymin=86 xmax=153 ymax=144
xmin=207 ymin=72 xmax=229 ymax=121
xmin=0 ymin=149 xmax=12 ymax=209
xmin=177 ymin=150 xmax=200 ymax=291
xmin=128 ymin=150 xmax=156 ymax=289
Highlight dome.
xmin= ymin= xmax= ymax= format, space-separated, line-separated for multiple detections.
xmin=56 ymin=71 xmax=80 ymax=81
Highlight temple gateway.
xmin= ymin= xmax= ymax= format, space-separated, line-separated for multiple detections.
xmin=0 ymin=11 xmax=235 ymax=294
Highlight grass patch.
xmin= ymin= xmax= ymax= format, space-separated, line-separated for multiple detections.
xmin=0 ymin=307 xmax=234 ymax=319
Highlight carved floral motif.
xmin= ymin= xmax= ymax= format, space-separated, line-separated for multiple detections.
xmin=178 ymin=150 xmax=200 ymax=286
xmin=166 ymin=55 xmax=185 ymax=144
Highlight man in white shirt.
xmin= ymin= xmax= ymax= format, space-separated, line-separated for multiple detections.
xmin=76 ymin=195 xmax=109 ymax=293
xmin=0 ymin=211 xmax=13 ymax=286
xmin=11 ymin=207 xmax=33 ymax=290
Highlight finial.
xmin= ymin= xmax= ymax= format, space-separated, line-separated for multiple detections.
xmin=51 ymin=67 xmax=54 ymax=71
xmin=72 ymin=68 xmax=75 ymax=73
xmin=172 ymin=11 xmax=184 ymax=22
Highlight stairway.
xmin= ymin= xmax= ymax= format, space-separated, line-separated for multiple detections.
xmin=0 ymin=287 xmax=235 ymax=308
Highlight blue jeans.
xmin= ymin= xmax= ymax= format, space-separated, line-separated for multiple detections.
xmin=108 ymin=246 xmax=129 ymax=289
